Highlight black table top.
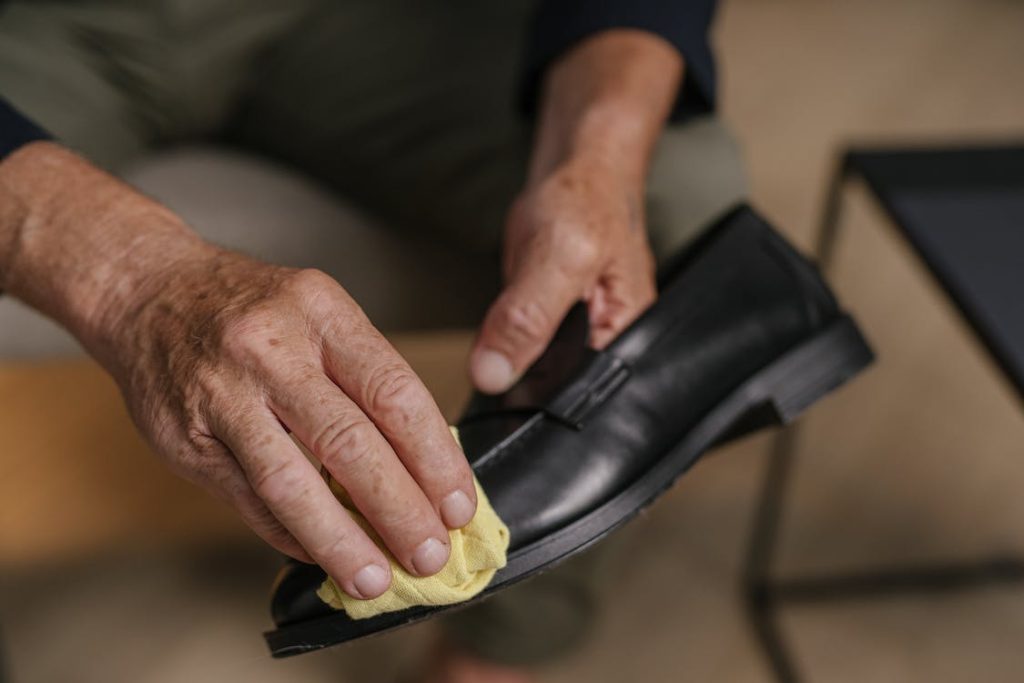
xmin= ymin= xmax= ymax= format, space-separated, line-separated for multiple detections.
xmin=844 ymin=144 xmax=1024 ymax=401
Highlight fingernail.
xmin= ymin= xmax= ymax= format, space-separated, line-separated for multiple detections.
xmin=472 ymin=349 xmax=515 ymax=394
xmin=441 ymin=490 xmax=476 ymax=528
xmin=352 ymin=564 xmax=390 ymax=599
xmin=412 ymin=537 xmax=449 ymax=576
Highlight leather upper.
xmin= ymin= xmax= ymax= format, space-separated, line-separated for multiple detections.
xmin=271 ymin=204 xmax=839 ymax=626
xmin=456 ymin=204 xmax=837 ymax=548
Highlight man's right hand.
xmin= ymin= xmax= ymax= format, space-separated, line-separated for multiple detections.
xmin=0 ymin=142 xmax=477 ymax=600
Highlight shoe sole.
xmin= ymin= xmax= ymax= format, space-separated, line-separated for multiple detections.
xmin=265 ymin=315 xmax=873 ymax=657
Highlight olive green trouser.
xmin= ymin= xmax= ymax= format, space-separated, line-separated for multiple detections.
xmin=0 ymin=0 xmax=747 ymax=665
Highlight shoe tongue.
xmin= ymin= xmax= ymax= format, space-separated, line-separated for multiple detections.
xmin=462 ymin=302 xmax=594 ymax=419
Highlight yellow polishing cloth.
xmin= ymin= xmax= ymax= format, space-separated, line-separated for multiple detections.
xmin=316 ymin=428 xmax=509 ymax=619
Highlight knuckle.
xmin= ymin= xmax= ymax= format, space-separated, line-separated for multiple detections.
xmin=498 ymin=298 xmax=551 ymax=344
xmin=554 ymin=228 xmax=601 ymax=275
xmin=286 ymin=268 xmax=363 ymax=326
xmin=267 ymin=365 xmax=322 ymax=415
xmin=313 ymin=418 xmax=378 ymax=471
xmin=220 ymin=312 xmax=275 ymax=360
xmin=364 ymin=364 xmax=426 ymax=428
xmin=181 ymin=417 xmax=221 ymax=461
xmin=184 ymin=378 xmax=255 ymax=447
xmin=204 ymin=397 xmax=255 ymax=438
xmin=288 ymin=267 xmax=334 ymax=293
xmin=286 ymin=269 xmax=337 ymax=310
xmin=250 ymin=458 xmax=307 ymax=506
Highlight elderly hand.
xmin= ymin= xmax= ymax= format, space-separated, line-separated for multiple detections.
xmin=470 ymin=30 xmax=683 ymax=394
xmin=470 ymin=154 xmax=656 ymax=393
xmin=0 ymin=143 xmax=477 ymax=600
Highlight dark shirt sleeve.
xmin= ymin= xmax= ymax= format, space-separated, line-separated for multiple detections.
xmin=0 ymin=97 xmax=51 ymax=159
xmin=521 ymin=0 xmax=719 ymax=122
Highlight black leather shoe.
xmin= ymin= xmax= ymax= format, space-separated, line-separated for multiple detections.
xmin=264 ymin=205 xmax=874 ymax=657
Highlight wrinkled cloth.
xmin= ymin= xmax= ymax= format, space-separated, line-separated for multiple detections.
xmin=317 ymin=429 xmax=510 ymax=620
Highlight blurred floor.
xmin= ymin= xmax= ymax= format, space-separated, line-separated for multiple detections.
xmin=3 ymin=0 xmax=1024 ymax=681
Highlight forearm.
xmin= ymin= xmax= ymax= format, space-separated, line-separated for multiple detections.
xmin=528 ymin=29 xmax=684 ymax=188
xmin=0 ymin=142 xmax=212 ymax=360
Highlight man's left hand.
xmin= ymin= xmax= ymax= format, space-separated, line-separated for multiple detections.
xmin=470 ymin=154 xmax=656 ymax=393
xmin=469 ymin=29 xmax=684 ymax=394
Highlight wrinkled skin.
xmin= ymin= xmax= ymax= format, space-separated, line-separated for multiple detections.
xmin=106 ymin=250 xmax=480 ymax=600
xmin=0 ymin=26 xmax=682 ymax=683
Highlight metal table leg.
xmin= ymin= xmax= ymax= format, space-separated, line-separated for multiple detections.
xmin=741 ymin=155 xmax=1024 ymax=682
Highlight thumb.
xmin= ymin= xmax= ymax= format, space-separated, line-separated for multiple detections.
xmin=470 ymin=264 xmax=581 ymax=394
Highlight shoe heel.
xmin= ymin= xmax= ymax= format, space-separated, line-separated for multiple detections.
xmin=716 ymin=317 xmax=873 ymax=445
xmin=757 ymin=315 xmax=874 ymax=424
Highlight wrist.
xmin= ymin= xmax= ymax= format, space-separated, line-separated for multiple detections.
xmin=528 ymin=30 xmax=683 ymax=187
xmin=542 ymin=102 xmax=655 ymax=187
xmin=0 ymin=142 xmax=213 ymax=355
